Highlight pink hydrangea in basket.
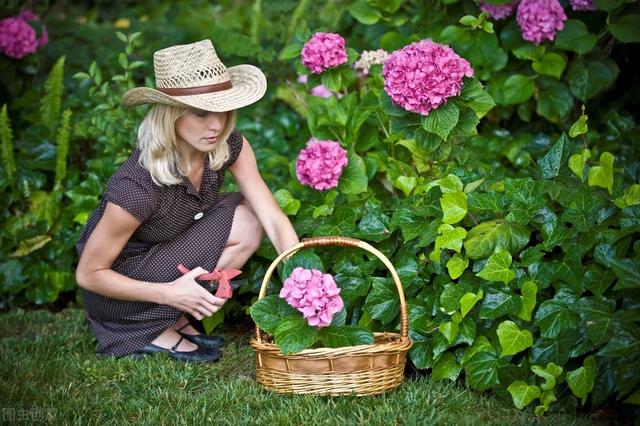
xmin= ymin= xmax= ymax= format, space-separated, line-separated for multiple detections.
xmin=249 ymin=236 xmax=412 ymax=396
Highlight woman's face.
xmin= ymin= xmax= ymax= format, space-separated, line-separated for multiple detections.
xmin=175 ymin=109 xmax=227 ymax=154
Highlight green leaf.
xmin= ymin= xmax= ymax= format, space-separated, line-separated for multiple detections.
xmin=439 ymin=320 xmax=459 ymax=344
xmin=363 ymin=277 xmax=400 ymax=324
xmin=532 ymin=363 xmax=563 ymax=391
xmin=499 ymin=75 xmax=535 ymax=105
xmin=273 ymin=188 xmax=301 ymax=215
xmin=426 ymin=174 xmax=464 ymax=193
xmin=535 ymin=390 xmax=558 ymax=416
xmin=274 ymin=315 xmax=318 ymax=355
xmin=441 ymin=191 xmax=468 ymax=224
xmin=338 ymin=152 xmax=368 ymax=195
xmin=531 ymin=332 xmax=577 ymax=366
xmin=347 ymin=0 xmax=381 ymax=24
xmin=498 ymin=320 xmax=534 ymax=356
xmin=594 ymin=0 xmax=623 ymax=11
xmin=279 ymin=43 xmax=303 ymax=60
xmin=517 ymin=281 xmax=537 ymax=322
xmin=568 ymin=149 xmax=591 ymax=180
xmin=608 ymin=15 xmax=640 ymax=43
xmin=566 ymin=56 xmax=620 ymax=102
xmin=317 ymin=325 xmax=374 ymax=348
xmin=575 ymin=296 xmax=616 ymax=345
xmin=567 ymin=356 xmax=596 ymax=405
xmin=534 ymin=301 xmax=580 ymax=339
xmin=440 ymin=282 xmax=466 ymax=313
xmin=431 ymin=224 xmax=467 ymax=262
xmin=459 ymin=77 xmax=496 ymax=118
xmin=535 ymin=77 xmax=574 ymax=123
xmin=394 ymin=176 xmax=417 ymax=197
xmin=321 ymin=68 xmax=343 ymax=92
xmin=532 ymin=53 xmax=566 ymax=79
xmin=432 ymin=353 xmax=462 ymax=381
xmin=554 ymin=20 xmax=597 ymax=54
xmin=476 ymin=248 xmax=516 ymax=284
xmin=422 ymin=102 xmax=460 ymax=141
xmin=250 ymin=295 xmax=299 ymax=335
xmin=464 ymin=220 xmax=530 ymax=259
xmin=538 ymin=133 xmax=570 ymax=179
xmin=465 ymin=351 xmax=500 ymax=390
xmin=11 ymin=235 xmax=52 ymax=257
xmin=479 ymin=290 xmax=522 ymax=319
xmin=462 ymin=335 xmax=496 ymax=365
xmin=598 ymin=327 xmax=640 ymax=357
xmin=507 ymin=381 xmax=542 ymax=410
xmin=447 ymin=254 xmax=469 ymax=280
xmin=611 ymin=258 xmax=640 ymax=290
xmin=569 ymin=115 xmax=589 ymax=138
xmin=587 ymin=152 xmax=615 ymax=194
xmin=281 ymin=251 xmax=324 ymax=278
xmin=460 ymin=290 xmax=483 ymax=318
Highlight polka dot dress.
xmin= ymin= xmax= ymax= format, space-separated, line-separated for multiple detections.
xmin=76 ymin=130 xmax=244 ymax=358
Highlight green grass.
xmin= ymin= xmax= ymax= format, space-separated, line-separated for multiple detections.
xmin=0 ymin=308 xmax=595 ymax=425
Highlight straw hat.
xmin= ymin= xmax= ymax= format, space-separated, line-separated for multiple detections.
xmin=122 ymin=39 xmax=267 ymax=112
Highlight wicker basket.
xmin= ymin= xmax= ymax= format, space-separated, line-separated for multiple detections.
xmin=250 ymin=236 xmax=412 ymax=396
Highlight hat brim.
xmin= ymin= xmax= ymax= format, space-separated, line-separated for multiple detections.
xmin=122 ymin=64 xmax=266 ymax=112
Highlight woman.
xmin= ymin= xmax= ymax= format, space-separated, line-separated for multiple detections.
xmin=75 ymin=40 xmax=299 ymax=362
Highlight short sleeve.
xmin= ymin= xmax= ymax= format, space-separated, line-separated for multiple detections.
xmin=104 ymin=175 xmax=159 ymax=223
xmin=224 ymin=130 xmax=244 ymax=167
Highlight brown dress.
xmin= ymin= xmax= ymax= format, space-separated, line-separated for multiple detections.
xmin=76 ymin=130 xmax=244 ymax=357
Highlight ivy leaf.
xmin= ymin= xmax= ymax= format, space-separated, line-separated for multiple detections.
xmin=535 ymin=77 xmax=574 ymax=123
xmin=531 ymin=332 xmax=578 ymax=365
xmin=439 ymin=320 xmax=459 ymax=344
xmin=567 ymin=356 xmax=596 ymax=405
xmin=568 ymin=149 xmax=591 ymax=180
xmin=462 ymin=335 xmax=497 ymax=365
xmin=507 ymin=381 xmax=542 ymax=409
xmin=479 ymin=290 xmax=522 ymax=319
xmin=426 ymin=174 xmax=464 ymax=193
xmin=517 ymin=280 xmax=537 ymax=322
xmin=465 ymin=351 xmax=500 ymax=391
xmin=587 ymin=152 xmax=614 ymax=194
xmin=534 ymin=300 xmax=580 ymax=339
xmin=460 ymin=289 xmax=483 ymax=318
xmin=569 ymin=115 xmax=589 ymax=138
xmin=598 ymin=327 xmax=640 ymax=357
xmin=566 ymin=55 xmax=619 ymax=102
xmin=393 ymin=176 xmax=417 ymax=197
xmin=531 ymin=363 xmax=563 ymax=391
xmin=538 ymin=133 xmax=570 ymax=179
xmin=338 ymin=151 xmax=368 ymax=195
xmin=363 ymin=277 xmax=400 ymax=324
xmin=432 ymin=352 xmax=462 ymax=381
xmin=274 ymin=315 xmax=318 ymax=355
xmin=476 ymin=248 xmax=517 ymax=284
xmin=575 ymin=297 xmax=616 ymax=346
xmin=422 ymin=101 xmax=460 ymax=141
xmin=250 ymin=295 xmax=299 ymax=335
xmin=464 ymin=220 xmax=530 ymax=259
xmin=554 ymin=20 xmax=597 ymax=54
xmin=441 ymin=191 xmax=468 ymax=224
xmin=446 ymin=253 xmax=469 ymax=279
xmin=431 ymin=224 xmax=467 ymax=262
xmin=317 ymin=325 xmax=374 ymax=348
xmin=497 ymin=320 xmax=534 ymax=356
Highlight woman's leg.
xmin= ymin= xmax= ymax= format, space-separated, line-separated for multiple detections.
xmin=170 ymin=201 xmax=263 ymax=336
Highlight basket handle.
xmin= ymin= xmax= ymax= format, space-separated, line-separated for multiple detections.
xmin=255 ymin=236 xmax=409 ymax=342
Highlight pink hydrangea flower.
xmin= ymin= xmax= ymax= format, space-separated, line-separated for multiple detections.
xmin=479 ymin=1 xmax=517 ymax=20
xmin=382 ymin=40 xmax=474 ymax=116
xmin=516 ymin=0 xmax=567 ymax=45
xmin=309 ymin=85 xmax=332 ymax=98
xmin=301 ymin=32 xmax=348 ymax=74
xmin=569 ymin=0 xmax=595 ymax=11
xmin=296 ymin=138 xmax=348 ymax=191
xmin=0 ymin=10 xmax=48 ymax=59
xmin=280 ymin=267 xmax=344 ymax=328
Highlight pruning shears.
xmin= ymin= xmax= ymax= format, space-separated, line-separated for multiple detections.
xmin=176 ymin=264 xmax=242 ymax=299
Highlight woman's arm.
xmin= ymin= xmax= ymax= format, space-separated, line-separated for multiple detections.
xmin=229 ymin=136 xmax=300 ymax=254
xmin=75 ymin=202 xmax=224 ymax=320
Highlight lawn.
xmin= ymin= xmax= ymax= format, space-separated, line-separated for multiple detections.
xmin=0 ymin=308 xmax=596 ymax=425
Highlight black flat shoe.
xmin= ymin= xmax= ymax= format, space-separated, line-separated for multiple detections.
xmin=132 ymin=336 xmax=220 ymax=363
xmin=176 ymin=322 xmax=225 ymax=349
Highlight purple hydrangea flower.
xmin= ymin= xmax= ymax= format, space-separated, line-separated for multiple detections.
xmin=382 ymin=39 xmax=474 ymax=116
xmin=280 ymin=267 xmax=344 ymax=328
xmin=296 ymin=138 xmax=348 ymax=191
xmin=479 ymin=1 xmax=517 ymax=20
xmin=301 ymin=32 xmax=348 ymax=74
xmin=516 ymin=0 xmax=567 ymax=45
xmin=0 ymin=10 xmax=48 ymax=59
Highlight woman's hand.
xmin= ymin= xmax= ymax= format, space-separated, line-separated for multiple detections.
xmin=162 ymin=267 xmax=227 ymax=320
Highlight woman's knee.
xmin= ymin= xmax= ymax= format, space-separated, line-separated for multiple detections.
xmin=230 ymin=203 xmax=263 ymax=250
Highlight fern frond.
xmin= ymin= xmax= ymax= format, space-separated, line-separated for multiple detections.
xmin=54 ymin=108 xmax=72 ymax=190
xmin=0 ymin=104 xmax=16 ymax=183
xmin=40 ymin=56 xmax=66 ymax=134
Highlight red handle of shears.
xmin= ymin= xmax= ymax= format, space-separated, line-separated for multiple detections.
xmin=176 ymin=264 xmax=241 ymax=299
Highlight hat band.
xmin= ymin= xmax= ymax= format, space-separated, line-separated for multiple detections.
xmin=157 ymin=80 xmax=233 ymax=96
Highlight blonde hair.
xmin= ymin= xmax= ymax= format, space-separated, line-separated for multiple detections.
xmin=136 ymin=105 xmax=237 ymax=186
